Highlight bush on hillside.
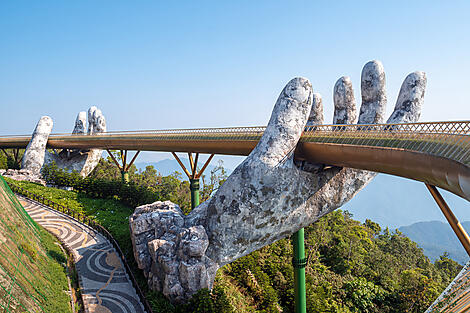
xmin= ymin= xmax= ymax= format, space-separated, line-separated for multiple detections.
xmin=41 ymin=163 xmax=159 ymax=207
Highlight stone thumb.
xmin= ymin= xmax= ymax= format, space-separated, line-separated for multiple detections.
xmin=21 ymin=116 xmax=53 ymax=174
xmin=251 ymin=77 xmax=313 ymax=166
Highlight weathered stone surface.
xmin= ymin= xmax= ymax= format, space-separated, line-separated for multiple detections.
xmin=130 ymin=201 xmax=216 ymax=303
xmin=1 ymin=169 xmax=46 ymax=185
xmin=306 ymin=93 xmax=323 ymax=126
xmin=43 ymin=107 xmax=106 ymax=177
xmin=333 ymin=76 xmax=357 ymax=124
xmin=387 ymin=71 xmax=426 ymax=123
xmin=73 ymin=111 xmax=87 ymax=134
xmin=87 ymin=106 xmax=97 ymax=134
xmin=130 ymin=60 xmax=427 ymax=303
xmin=87 ymin=106 xmax=106 ymax=134
xmin=21 ymin=116 xmax=53 ymax=174
xmin=359 ymin=60 xmax=387 ymax=124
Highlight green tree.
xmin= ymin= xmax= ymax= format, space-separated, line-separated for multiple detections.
xmin=200 ymin=160 xmax=228 ymax=202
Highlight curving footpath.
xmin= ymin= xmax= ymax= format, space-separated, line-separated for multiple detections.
xmin=17 ymin=195 xmax=146 ymax=313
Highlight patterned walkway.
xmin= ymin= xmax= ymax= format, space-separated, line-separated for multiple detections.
xmin=18 ymin=196 xmax=146 ymax=313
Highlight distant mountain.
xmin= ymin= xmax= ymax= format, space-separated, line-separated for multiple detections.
xmin=343 ymin=174 xmax=470 ymax=229
xmin=398 ymin=221 xmax=470 ymax=264
xmin=135 ymin=158 xmax=232 ymax=178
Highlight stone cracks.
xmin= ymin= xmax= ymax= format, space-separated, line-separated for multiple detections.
xmin=129 ymin=60 xmax=427 ymax=303
xmin=130 ymin=201 xmax=217 ymax=303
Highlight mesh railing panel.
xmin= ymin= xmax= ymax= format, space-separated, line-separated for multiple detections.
xmin=73 ymin=121 xmax=470 ymax=166
xmin=0 ymin=176 xmax=49 ymax=312
xmin=2 ymin=121 xmax=470 ymax=166
xmin=300 ymin=121 xmax=470 ymax=166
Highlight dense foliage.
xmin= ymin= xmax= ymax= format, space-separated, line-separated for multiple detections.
xmin=42 ymin=162 xmax=159 ymax=208
xmin=0 ymin=149 xmax=23 ymax=169
xmin=3 ymin=153 xmax=463 ymax=312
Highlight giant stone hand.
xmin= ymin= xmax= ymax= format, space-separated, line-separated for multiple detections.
xmin=21 ymin=106 xmax=106 ymax=177
xmin=129 ymin=60 xmax=427 ymax=303
xmin=42 ymin=106 xmax=107 ymax=177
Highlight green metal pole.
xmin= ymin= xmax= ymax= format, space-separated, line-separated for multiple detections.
xmin=190 ymin=178 xmax=200 ymax=209
xmin=292 ymin=228 xmax=307 ymax=313
xmin=121 ymin=171 xmax=129 ymax=183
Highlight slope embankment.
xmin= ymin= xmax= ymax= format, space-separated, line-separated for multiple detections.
xmin=0 ymin=176 xmax=71 ymax=312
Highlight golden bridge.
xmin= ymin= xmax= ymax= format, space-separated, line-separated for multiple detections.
xmin=1 ymin=120 xmax=470 ymax=312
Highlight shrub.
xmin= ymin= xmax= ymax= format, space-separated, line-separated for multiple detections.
xmin=41 ymin=163 xmax=159 ymax=207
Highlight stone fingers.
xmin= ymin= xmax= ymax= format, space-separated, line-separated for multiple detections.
xmin=333 ymin=76 xmax=357 ymax=124
xmin=87 ymin=106 xmax=97 ymax=134
xmin=87 ymin=106 xmax=107 ymax=134
xmin=21 ymin=116 xmax=53 ymax=174
xmin=315 ymin=60 xmax=388 ymax=216
xmin=387 ymin=71 xmax=426 ymax=124
xmin=358 ymin=60 xmax=387 ymax=124
xmin=72 ymin=111 xmax=87 ymax=134
xmin=251 ymin=77 xmax=313 ymax=167
xmin=307 ymin=93 xmax=324 ymax=126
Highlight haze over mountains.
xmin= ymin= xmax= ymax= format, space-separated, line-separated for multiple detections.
xmin=343 ymin=174 xmax=470 ymax=229
xmin=398 ymin=221 xmax=470 ymax=264
xmin=343 ymin=174 xmax=470 ymax=264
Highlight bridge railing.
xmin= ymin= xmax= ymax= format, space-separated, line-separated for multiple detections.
xmin=301 ymin=121 xmax=470 ymax=165
xmin=2 ymin=120 xmax=470 ymax=165
xmin=7 ymin=183 xmax=154 ymax=313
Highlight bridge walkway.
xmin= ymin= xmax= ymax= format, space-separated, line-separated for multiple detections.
xmin=18 ymin=196 xmax=146 ymax=313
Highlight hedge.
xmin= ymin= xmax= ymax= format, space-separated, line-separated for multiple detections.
xmin=41 ymin=163 xmax=159 ymax=208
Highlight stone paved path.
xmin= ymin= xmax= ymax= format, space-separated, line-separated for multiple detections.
xmin=18 ymin=196 xmax=146 ymax=313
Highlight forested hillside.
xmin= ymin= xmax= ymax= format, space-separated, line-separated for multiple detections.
xmin=343 ymin=174 xmax=470 ymax=229
xmin=1 ymin=155 xmax=464 ymax=312
xmin=399 ymin=221 xmax=470 ymax=264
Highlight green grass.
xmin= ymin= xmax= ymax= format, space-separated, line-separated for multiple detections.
xmin=0 ymin=177 xmax=71 ymax=312
xmin=4 ymin=177 xmax=150 ymax=302
xmin=6 ymin=176 xmax=459 ymax=313
xmin=4 ymin=178 xmax=235 ymax=312
xmin=37 ymin=228 xmax=72 ymax=313
xmin=4 ymin=178 xmax=136 ymax=267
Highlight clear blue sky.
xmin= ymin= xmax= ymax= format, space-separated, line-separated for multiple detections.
xmin=1 ymin=1 xmax=469 ymax=165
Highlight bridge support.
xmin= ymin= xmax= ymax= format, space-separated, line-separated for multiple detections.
xmin=426 ymin=184 xmax=470 ymax=257
xmin=172 ymin=152 xmax=214 ymax=209
xmin=1 ymin=148 xmax=22 ymax=169
xmin=106 ymin=150 xmax=140 ymax=183
xmin=292 ymin=228 xmax=307 ymax=313
xmin=190 ymin=179 xmax=200 ymax=209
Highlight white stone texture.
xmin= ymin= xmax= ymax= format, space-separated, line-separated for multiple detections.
xmin=130 ymin=61 xmax=427 ymax=303
xmin=387 ymin=71 xmax=426 ymax=123
xmin=21 ymin=116 xmax=53 ymax=174
xmin=72 ymin=111 xmax=87 ymax=134
xmin=130 ymin=201 xmax=217 ymax=303
xmin=359 ymin=60 xmax=387 ymax=124
xmin=44 ymin=107 xmax=106 ymax=177
xmin=306 ymin=93 xmax=323 ymax=126
xmin=87 ymin=106 xmax=106 ymax=135
xmin=87 ymin=106 xmax=97 ymax=134
xmin=333 ymin=76 xmax=357 ymax=124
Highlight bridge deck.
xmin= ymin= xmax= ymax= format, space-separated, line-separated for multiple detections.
xmin=1 ymin=121 xmax=470 ymax=201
